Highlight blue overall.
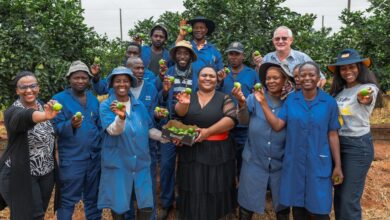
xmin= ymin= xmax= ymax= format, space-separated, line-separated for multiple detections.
xmin=278 ymin=90 xmax=340 ymax=214
xmin=98 ymin=94 xmax=154 ymax=214
xmin=219 ymin=65 xmax=259 ymax=178
xmin=52 ymin=89 xmax=102 ymax=220
xmin=237 ymin=93 xmax=286 ymax=214
xmin=125 ymin=81 xmax=159 ymax=220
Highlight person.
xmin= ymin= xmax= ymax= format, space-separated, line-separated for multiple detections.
xmin=292 ymin=63 xmax=301 ymax=90
xmin=232 ymin=62 xmax=294 ymax=220
xmin=219 ymin=41 xmax=259 ymax=180
xmin=175 ymin=16 xmax=223 ymax=73
xmin=52 ymin=61 xmax=102 ymax=220
xmin=98 ymin=67 xmax=165 ymax=220
xmin=0 ymin=71 xmax=59 ymax=220
xmin=174 ymin=65 xmax=237 ymax=220
xmin=328 ymin=49 xmax=380 ymax=220
xmin=140 ymin=24 xmax=172 ymax=76
xmin=93 ymin=42 xmax=158 ymax=91
xmin=124 ymin=57 xmax=160 ymax=220
xmin=253 ymin=26 xmax=326 ymax=88
xmin=256 ymin=61 xmax=343 ymax=220
xmin=156 ymin=40 xmax=198 ymax=220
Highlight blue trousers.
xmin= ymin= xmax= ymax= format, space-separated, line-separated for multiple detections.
xmin=124 ymin=140 xmax=158 ymax=220
xmin=56 ymin=157 xmax=101 ymax=220
xmin=334 ymin=133 xmax=374 ymax=220
xmin=159 ymin=142 xmax=176 ymax=209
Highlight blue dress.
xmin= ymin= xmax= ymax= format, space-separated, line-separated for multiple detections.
xmin=98 ymin=94 xmax=154 ymax=214
xmin=278 ymin=90 xmax=340 ymax=214
xmin=237 ymin=92 xmax=286 ymax=213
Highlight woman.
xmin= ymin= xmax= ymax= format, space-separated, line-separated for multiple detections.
xmin=292 ymin=64 xmax=301 ymax=90
xmin=328 ymin=49 xmax=380 ymax=220
xmin=256 ymin=61 xmax=343 ymax=220
xmin=0 ymin=71 xmax=59 ymax=220
xmin=232 ymin=62 xmax=293 ymax=220
xmin=98 ymin=67 xmax=164 ymax=220
xmin=174 ymin=66 xmax=237 ymax=220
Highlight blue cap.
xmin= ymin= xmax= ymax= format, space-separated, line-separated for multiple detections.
xmin=327 ymin=49 xmax=371 ymax=73
xmin=107 ymin=66 xmax=138 ymax=88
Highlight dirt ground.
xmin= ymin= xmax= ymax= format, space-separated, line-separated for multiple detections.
xmin=0 ymin=140 xmax=389 ymax=220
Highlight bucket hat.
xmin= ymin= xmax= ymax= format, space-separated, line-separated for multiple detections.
xmin=327 ymin=49 xmax=371 ymax=73
xmin=107 ymin=66 xmax=138 ymax=88
xmin=66 ymin=61 xmax=93 ymax=78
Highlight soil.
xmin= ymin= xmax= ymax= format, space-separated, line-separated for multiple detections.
xmin=0 ymin=140 xmax=389 ymax=220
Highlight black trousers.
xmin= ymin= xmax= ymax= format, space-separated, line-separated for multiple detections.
xmin=0 ymin=165 xmax=54 ymax=220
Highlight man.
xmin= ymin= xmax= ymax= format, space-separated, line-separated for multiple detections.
xmin=157 ymin=40 xmax=198 ymax=220
xmin=52 ymin=61 xmax=102 ymax=220
xmin=219 ymin=42 xmax=259 ymax=180
xmin=140 ymin=24 xmax=172 ymax=76
xmin=93 ymin=42 xmax=157 ymax=92
xmin=253 ymin=26 xmax=326 ymax=88
xmin=176 ymin=16 xmax=223 ymax=74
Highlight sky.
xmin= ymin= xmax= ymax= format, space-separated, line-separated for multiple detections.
xmin=81 ymin=0 xmax=371 ymax=41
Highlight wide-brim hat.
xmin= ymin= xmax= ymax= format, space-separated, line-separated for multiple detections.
xmin=187 ymin=16 xmax=215 ymax=35
xmin=150 ymin=24 xmax=168 ymax=39
xmin=66 ymin=60 xmax=93 ymax=78
xmin=258 ymin=62 xmax=294 ymax=89
xmin=169 ymin=40 xmax=197 ymax=63
xmin=107 ymin=66 xmax=138 ymax=88
xmin=327 ymin=48 xmax=372 ymax=73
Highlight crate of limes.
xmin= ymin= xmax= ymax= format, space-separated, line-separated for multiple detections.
xmin=162 ymin=120 xmax=198 ymax=146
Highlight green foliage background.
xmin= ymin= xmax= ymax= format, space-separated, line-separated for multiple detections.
xmin=1 ymin=0 xmax=389 ymax=108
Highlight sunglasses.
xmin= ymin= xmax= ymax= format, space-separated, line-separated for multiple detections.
xmin=17 ymin=83 xmax=39 ymax=91
xmin=273 ymin=37 xmax=289 ymax=41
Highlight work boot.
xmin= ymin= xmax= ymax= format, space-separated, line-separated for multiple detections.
xmin=239 ymin=207 xmax=253 ymax=220
xmin=157 ymin=206 xmax=171 ymax=220
xmin=276 ymin=208 xmax=290 ymax=220
xmin=137 ymin=208 xmax=152 ymax=220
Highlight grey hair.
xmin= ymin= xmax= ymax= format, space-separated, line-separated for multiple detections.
xmin=126 ymin=57 xmax=142 ymax=68
xmin=273 ymin=26 xmax=293 ymax=38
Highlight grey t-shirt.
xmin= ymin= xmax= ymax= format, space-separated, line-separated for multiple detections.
xmin=148 ymin=51 xmax=163 ymax=76
xmin=335 ymin=83 xmax=378 ymax=137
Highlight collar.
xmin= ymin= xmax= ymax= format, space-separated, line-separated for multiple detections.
xmin=192 ymin=40 xmax=207 ymax=50
xmin=293 ymin=89 xmax=327 ymax=110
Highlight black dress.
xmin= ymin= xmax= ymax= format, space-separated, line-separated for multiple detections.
xmin=177 ymin=91 xmax=237 ymax=220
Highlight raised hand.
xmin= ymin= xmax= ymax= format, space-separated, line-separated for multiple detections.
xmin=71 ymin=114 xmax=82 ymax=128
xmin=253 ymin=88 xmax=266 ymax=105
xmin=110 ymin=101 xmax=126 ymax=120
xmin=90 ymin=64 xmax=100 ymax=77
xmin=252 ymin=52 xmax=263 ymax=68
xmin=176 ymin=91 xmax=191 ymax=105
xmin=43 ymin=100 xmax=60 ymax=120
xmin=231 ymin=86 xmax=246 ymax=107
xmin=179 ymin=19 xmax=188 ymax=37
xmin=357 ymin=87 xmax=374 ymax=105
xmin=162 ymin=76 xmax=173 ymax=93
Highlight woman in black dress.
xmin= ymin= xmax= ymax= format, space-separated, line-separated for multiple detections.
xmin=174 ymin=65 xmax=237 ymax=220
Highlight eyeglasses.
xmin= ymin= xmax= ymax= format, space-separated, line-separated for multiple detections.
xmin=17 ymin=83 xmax=39 ymax=91
xmin=273 ymin=37 xmax=289 ymax=42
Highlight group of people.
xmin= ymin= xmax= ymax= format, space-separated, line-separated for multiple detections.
xmin=0 ymin=16 xmax=381 ymax=220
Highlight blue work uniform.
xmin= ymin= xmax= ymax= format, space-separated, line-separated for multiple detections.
xmin=98 ymin=94 xmax=154 ymax=214
xmin=238 ymin=92 xmax=286 ymax=213
xmin=278 ymin=90 xmax=340 ymax=214
xmin=52 ymin=89 xmax=102 ymax=220
xmin=126 ymin=81 xmax=159 ymax=220
xmin=191 ymin=40 xmax=224 ymax=71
